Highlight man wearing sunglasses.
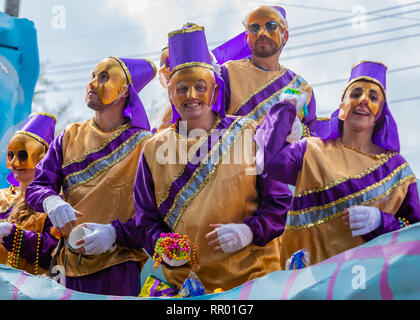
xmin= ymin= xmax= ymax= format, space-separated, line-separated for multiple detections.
xmin=214 ymin=6 xmax=317 ymax=140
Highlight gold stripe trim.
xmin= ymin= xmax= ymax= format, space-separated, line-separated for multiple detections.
xmin=290 ymin=162 xmax=410 ymax=216
xmin=232 ymin=66 xmax=288 ymax=115
xmin=64 ymin=131 xmax=149 ymax=191
xmin=14 ymin=130 xmax=49 ymax=148
xmin=28 ymin=112 xmax=57 ymax=123
xmin=246 ymin=74 xmax=301 ymax=123
xmin=169 ymin=62 xmax=214 ymax=78
xmin=62 ymin=122 xmax=129 ymax=168
xmin=316 ymin=116 xmax=330 ymax=121
xmin=163 ymin=117 xmax=243 ymax=222
xmin=163 ymin=117 xmax=252 ymax=228
xmin=294 ymin=151 xmax=397 ymax=198
xmin=286 ymin=174 xmax=415 ymax=230
xmin=338 ymin=140 xmax=392 ymax=159
xmin=171 ymin=117 xmax=254 ymax=231
xmin=168 ymin=25 xmax=204 ymax=38
xmin=351 ymin=60 xmax=388 ymax=71
xmin=156 ymin=117 xmax=223 ymax=207
xmin=110 ymin=57 xmax=133 ymax=86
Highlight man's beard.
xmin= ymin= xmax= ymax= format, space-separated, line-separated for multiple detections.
xmin=86 ymin=98 xmax=107 ymax=112
xmin=252 ymin=38 xmax=281 ymax=57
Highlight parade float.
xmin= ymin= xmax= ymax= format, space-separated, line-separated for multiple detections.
xmin=1 ymin=11 xmax=420 ymax=301
xmin=0 ymin=11 xmax=39 ymax=189
xmin=1 ymin=222 xmax=420 ymax=300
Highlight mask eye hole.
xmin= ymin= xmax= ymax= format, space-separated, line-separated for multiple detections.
xmin=17 ymin=150 xmax=28 ymax=162
xmin=7 ymin=151 xmax=14 ymax=161
xmin=247 ymin=23 xmax=261 ymax=34
xmin=265 ymin=20 xmax=278 ymax=32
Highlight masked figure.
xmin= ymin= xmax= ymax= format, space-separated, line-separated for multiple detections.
xmin=257 ymin=61 xmax=420 ymax=268
xmin=211 ymin=6 xmax=317 ymax=141
xmin=131 ymin=23 xmax=292 ymax=292
xmin=25 ymin=57 xmax=156 ymax=296
xmin=0 ymin=112 xmax=58 ymax=275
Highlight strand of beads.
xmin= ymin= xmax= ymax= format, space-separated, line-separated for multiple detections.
xmin=188 ymin=241 xmax=199 ymax=271
xmin=301 ymin=123 xmax=311 ymax=138
xmin=398 ymin=217 xmax=410 ymax=229
xmin=7 ymin=225 xmax=23 ymax=269
xmin=33 ymin=232 xmax=41 ymax=275
xmin=152 ymin=232 xmax=198 ymax=270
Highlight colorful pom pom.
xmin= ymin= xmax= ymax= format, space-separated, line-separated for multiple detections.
xmin=152 ymin=232 xmax=199 ymax=270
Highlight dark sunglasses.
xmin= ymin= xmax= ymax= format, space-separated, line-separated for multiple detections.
xmin=247 ymin=20 xmax=279 ymax=34
xmin=7 ymin=150 xmax=28 ymax=162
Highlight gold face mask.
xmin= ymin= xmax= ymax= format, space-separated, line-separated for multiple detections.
xmin=85 ymin=58 xmax=128 ymax=105
xmin=169 ymin=67 xmax=216 ymax=109
xmin=245 ymin=6 xmax=287 ymax=51
xmin=6 ymin=134 xmax=46 ymax=170
xmin=339 ymin=80 xmax=385 ymax=121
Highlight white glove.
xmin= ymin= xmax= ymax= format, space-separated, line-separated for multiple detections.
xmin=216 ymin=223 xmax=253 ymax=254
xmin=43 ymin=195 xmax=76 ymax=230
xmin=280 ymin=90 xmax=308 ymax=112
xmin=0 ymin=222 xmax=12 ymax=238
xmin=80 ymin=223 xmax=116 ymax=255
xmin=348 ymin=205 xmax=382 ymax=237
xmin=286 ymin=116 xmax=303 ymax=143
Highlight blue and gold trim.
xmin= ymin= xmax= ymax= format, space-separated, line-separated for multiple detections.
xmin=163 ymin=116 xmax=253 ymax=230
xmin=64 ymin=130 xmax=151 ymax=192
xmin=286 ymin=163 xmax=415 ymax=230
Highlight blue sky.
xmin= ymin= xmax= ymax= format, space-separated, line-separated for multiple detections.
xmin=2 ymin=0 xmax=420 ymax=175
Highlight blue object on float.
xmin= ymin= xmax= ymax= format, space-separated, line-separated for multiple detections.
xmin=0 ymin=12 xmax=39 ymax=188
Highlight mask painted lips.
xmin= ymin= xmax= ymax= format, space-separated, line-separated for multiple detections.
xmin=353 ymin=108 xmax=370 ymax=117
xmin=183 ymin=99 xmax=202 ymax=109
xmin=256 ymin=38 xmax=271 ymax=46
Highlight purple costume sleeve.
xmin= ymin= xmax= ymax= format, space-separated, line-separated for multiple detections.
xmin=256 ymin=100 xmax=306 ymax=185
xmin=243 ymin=176 xmax=292 ymax=246
xmin=111 ymin=217 xmax=142 ymax=249
xmin=364 ymin=182 xmax=420 ymax=241
xmin=25 ymin=131 xmax=65 ymax=212
xmin=2 ymin=217 xmax=58 ymax=269
xmin=132 ymin=153 xmax=171 ymax=257
xmin=220 ymin=65 xmax=231 ymax=112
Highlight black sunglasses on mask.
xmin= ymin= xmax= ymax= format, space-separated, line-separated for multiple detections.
xmin=7 ymin=150 xmax=28 ymax=162
xmin=247 ymin=20 xmax=279 ymax=34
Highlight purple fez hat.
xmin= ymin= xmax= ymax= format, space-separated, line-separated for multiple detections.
xmin=7 ymin=112 xmax=56 ymax=186
xmin=212 ymin=6 xmax=287 ymax=65
xmin=110 ymin=57 xmax=157 ymax=130
xmin=15 ymin=112 xmax=56 ymax=148
xmin=168 ymin=23 xmax=226 ymax=121
xmin=323 ymin=61 xmax=400 ymax=152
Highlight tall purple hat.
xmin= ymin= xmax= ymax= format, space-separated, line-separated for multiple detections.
xmin=110 ymin=57 xmax=157 ymax=130
xmin=7 ymin=112 xmax=56 ymax=186
xmin=168 ymin=23 xmax=226 ymax=121
xmin=323 ymin=61 xmax=400 ymax=152
xmin=15 ymin=112 xmax=56 ymax=148
xmin=212 ymin=6 xmax=287 ymax=65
